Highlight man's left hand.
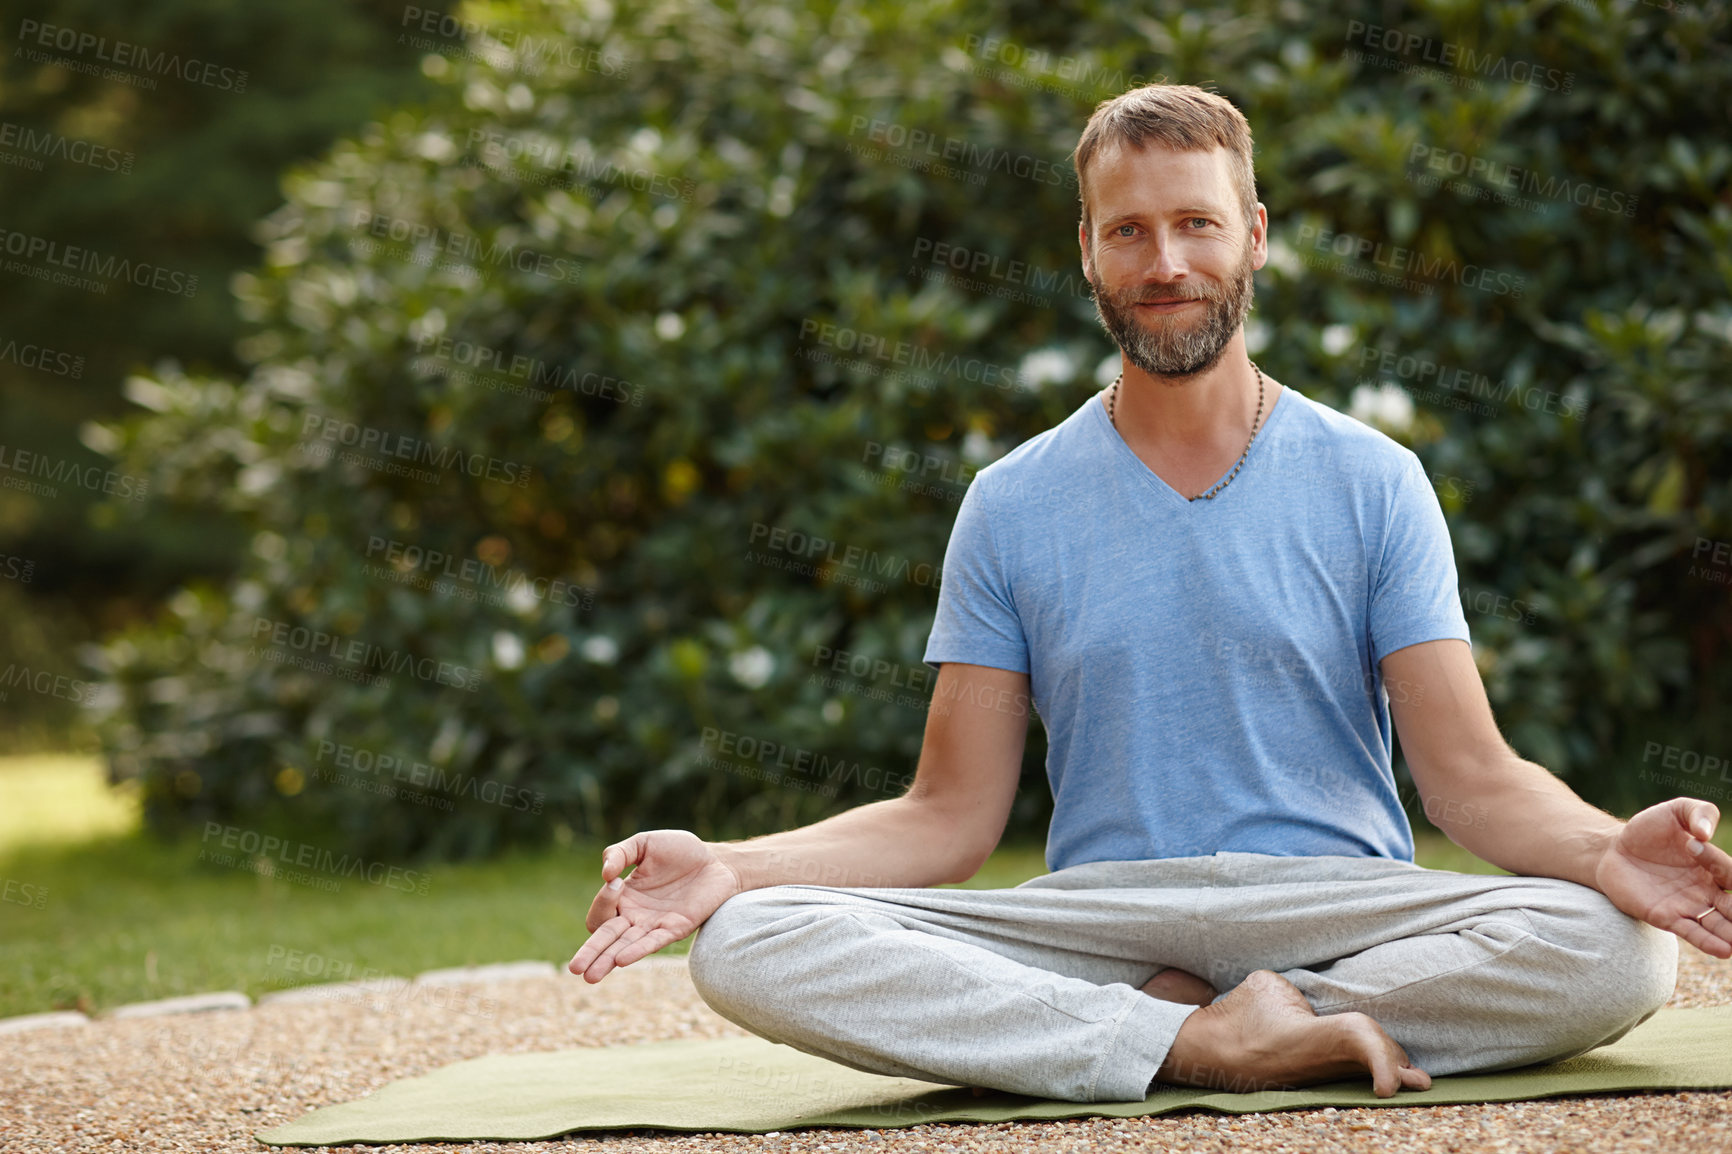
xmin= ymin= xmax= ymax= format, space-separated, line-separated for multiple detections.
xmin=1595 ymin=798 xmax=1732 ymax=958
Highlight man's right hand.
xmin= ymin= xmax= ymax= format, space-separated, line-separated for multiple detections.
xmin=567 ymin=829 xmax=744 ymax=983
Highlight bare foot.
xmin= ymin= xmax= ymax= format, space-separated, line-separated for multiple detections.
xmin=1140 ymin=967 xmax=1219 ymax=1006
xmin=1155 ymin=969 xmax=1432 ymax=1098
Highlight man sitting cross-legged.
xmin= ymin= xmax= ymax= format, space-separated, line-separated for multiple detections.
xmin=568 ymin=82 xmax=1731 ymax=1102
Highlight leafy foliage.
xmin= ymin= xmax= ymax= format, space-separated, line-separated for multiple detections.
xmin=87 ymin=0 xmax=1732 ymax=860
xmin=0 ymin=0 xmax=432 ymax=747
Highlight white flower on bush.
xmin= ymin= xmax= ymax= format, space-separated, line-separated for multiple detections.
xmin=581 ymin=635 xmax=619 ymax=664
xmin=729 ymin=645 xmax=773 ymax=689
xmin=1095 ymin=352 xmax=1120 ymax=386
xmin=960 ymin=429 xmax=995 ymax=466
xmin=492 ymin=631 xmax=525 ymax=670
xmin=1347 ymin=382 xmax=1414 ymax=434
xmin=1243 ymin=316 xmax=1271 ymax=355
xmin=1018 ymin=347 xmax=1071 ymax=390
xmin=1320 ymin=323 xmax=1355 ymax=356
xmin=506 ymin=581 xmax=538 ymax=615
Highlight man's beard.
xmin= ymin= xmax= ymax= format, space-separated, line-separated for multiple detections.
xmin=1087 ymin=240 xmax=1256 ymax=379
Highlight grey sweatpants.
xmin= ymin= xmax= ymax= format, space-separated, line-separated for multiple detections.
xmin=686 ymin=851 xmax=1678 ymax=1102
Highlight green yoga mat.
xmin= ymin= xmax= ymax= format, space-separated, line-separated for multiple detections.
xmin=258 ymin=1006 xmax=1732 ymax=1146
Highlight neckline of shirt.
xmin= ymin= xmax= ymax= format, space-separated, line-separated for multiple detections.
xmin=1091 ymin=376 xmax=1296 ymax=509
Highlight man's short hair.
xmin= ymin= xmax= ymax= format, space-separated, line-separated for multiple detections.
xmin=1072 ymin=82 xmax=1258 ymax=245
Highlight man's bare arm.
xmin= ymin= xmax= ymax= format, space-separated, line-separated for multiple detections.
xmin=1381 ymin=638 xmax=1621 ymax=886
xmin=1385 ymin=636 xmax=1732 ymax=956
xmin=712 ymin=661 xmax=1033 ymax=890
xmin=570 ymin=662 xmax=1033 ymax=980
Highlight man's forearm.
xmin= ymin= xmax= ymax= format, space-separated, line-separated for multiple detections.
xmin=709 ymin=795 xmax=978 ymax=892
xmin=1430 ymin=754 xmax=1622 ymax=888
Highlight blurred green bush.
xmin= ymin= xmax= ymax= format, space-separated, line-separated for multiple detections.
xmin=84 ymin=0 xmax=1732 ymax=860
xmin=0 ymin=0 xmax=433 ymax=751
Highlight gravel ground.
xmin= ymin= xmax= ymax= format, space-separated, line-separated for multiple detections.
xmin=3 ymin=949 xmax=1730 ymax=1154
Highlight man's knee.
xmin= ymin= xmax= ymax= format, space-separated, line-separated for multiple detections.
xmin=1593 ymin=909 xmax=1677 ymax=1025
xmin=1539 ymin=886 xmax=1677 ymax=1042
xmin=688 ymin=889 xmax=775 ymax=1006
xmin=688 ymin=887 xmax=825 ymax=1013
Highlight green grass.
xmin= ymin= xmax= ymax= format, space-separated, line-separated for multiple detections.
xmin=1 ymin=754 xmax=1691 ymax=1018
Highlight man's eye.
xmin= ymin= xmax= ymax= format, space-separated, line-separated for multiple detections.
xmin=1116 ymin=224 xmax=1136 ymax=236
xmin=1188 ymin=217 xmax=1211 ymax=228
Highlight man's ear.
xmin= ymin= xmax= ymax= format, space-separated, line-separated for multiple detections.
xmin=1078 ymin=220 xmax=1093 ymax=280
xmin=1249 ymin=202 xmax=1269 ymax=272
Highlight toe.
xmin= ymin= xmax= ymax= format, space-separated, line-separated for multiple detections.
xmin=1400 ymin=1063 xmax=1432 ymax=1091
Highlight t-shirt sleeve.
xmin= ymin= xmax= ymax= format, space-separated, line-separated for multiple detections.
xmin=1368 ymin=452 xmax=1473 ymax=664
xmin=921 ymin=475 xmax=1030 ymax=674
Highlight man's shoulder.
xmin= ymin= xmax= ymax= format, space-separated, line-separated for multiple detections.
xmin=969 ymin=394 xmax=1100 ymax=499
xmin=1269 ymin=386 xmax=1420 ymax=485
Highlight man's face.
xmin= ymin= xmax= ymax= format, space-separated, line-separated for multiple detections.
xmin=1079 ymin=142 xmax=1266 ymax=379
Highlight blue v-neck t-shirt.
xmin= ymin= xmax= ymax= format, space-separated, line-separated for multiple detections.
xmin=921 ymin=383 xmax=1472 ymax=871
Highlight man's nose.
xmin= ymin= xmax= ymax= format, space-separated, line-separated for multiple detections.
xmin=1139 ymin=232 xmax=1189 ymax=284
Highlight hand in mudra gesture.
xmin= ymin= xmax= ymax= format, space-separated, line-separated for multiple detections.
xmin=1595 ymin=798 xmax=1732 ymax=959
xmin=568 ymin=829 xmax=744 ymax=982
